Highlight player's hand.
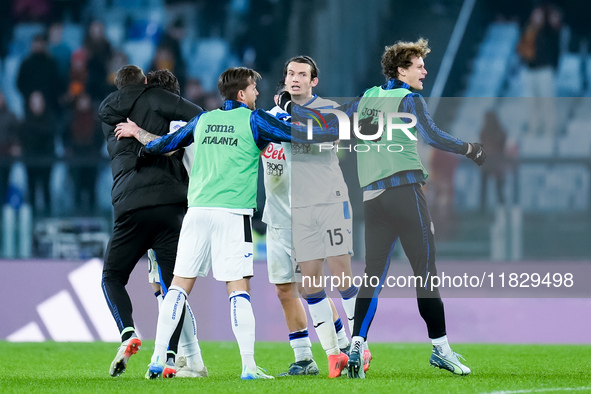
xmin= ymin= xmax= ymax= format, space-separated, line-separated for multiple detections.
xmin=115 ymin=118 xmax=140 ymax=140
xmin=466 ymin=143 xmax=486 ymax=166
xmin=278 ymin=91 xmax=293 ymax=114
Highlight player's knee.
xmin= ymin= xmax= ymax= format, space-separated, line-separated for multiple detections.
xmin=101 ymin=271 xmax=127 ymax=286
xmin=275 ymin=283 xmax=294 ymax=301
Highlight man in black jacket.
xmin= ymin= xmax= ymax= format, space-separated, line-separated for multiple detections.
xmin=98 ymin=65 xmax=203 ymax=378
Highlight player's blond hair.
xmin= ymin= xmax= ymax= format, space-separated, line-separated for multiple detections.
xmin=381 ymin=38 xmax=431 ymax=80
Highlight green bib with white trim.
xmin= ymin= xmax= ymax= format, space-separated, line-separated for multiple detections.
xmin=356 ymin=86 xmax=428 ymax=188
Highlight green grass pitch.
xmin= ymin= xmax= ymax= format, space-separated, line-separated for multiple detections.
xmin=1 ymin=341 xmax=590 ymax=393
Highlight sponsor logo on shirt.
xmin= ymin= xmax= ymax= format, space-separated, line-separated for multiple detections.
xmin=205 ymin=124 xmax=235 ymax=133
xmin=266 ymin=162 xmax=284 ymax=176
xmin=291 ymin=142 xmax=311 ymax=155
xmin=262 ymin=144 xmax=286 ymax=161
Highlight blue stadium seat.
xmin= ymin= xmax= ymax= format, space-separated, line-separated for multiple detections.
xmin=122 ymin=40 xmax=155 ymax=71
xmin=61 ymin=23 xmax=84 ymax=53
xmin=2 ymin=55 xmax=24 ymax=118
xmin=556 ymin=53 xmax=582 ymax=97
xmin=519 ymin=135 xmax=555 ymax=157
xmin=189 ymin=38 xmax=232 ymax=91
xmin=10 ymin=23 xmax=45 ymax=57
xmin=105 ymin=21 xmax=125 ymax=48
xmin=464 ymin=22 xmax=519 ymax=97
xmin=558 ymin=133 xmax=591 ymax=157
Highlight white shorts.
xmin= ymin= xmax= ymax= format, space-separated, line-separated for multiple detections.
xmin=266 ymin=226 xmax=300 ymax=284
xmin=292 ymin=201 xmax=354 ymax=262
xmin=174 ymin=207 xmax=254 ymax=282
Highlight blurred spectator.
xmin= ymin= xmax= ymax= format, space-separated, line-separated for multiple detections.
xmin=426 ymin=147 xmax=459 ymax=240
xmin=19 ymin=91 xmax=57 ymax=215
xmin=48 ymin=22 xmax=72 ymax=83
xmin=0 ymin=0 xmax=13 ymax=58
xmin=150 ymin=18 xmax=187 ymax=88
xmin=68 ymin=49 xmax=88 ymax=100
xmin=17 ymin=33 xmax=65 ymax=117
xmin=50 ymin=0 xmax=86 ymax=23
xmin=479 ymin=110 xmax=508 ymax=211
xmin=196 ymin=0 xmax=229 ymax=37
xmin=235 ymin=0 xmax=287 ymax=73
xmin=84 ymin=21 xmax=113 ymax=102
xmin=487 ymin=0 xmax=530 ymax=24
xmin=0 ymin=92 xmax=21 ymax=157
xmin=65 ymin=93 xmax=103 ymax=213
xmin=516 ymin=2 xmax=561 ymax=135
xmin=204 ymin=92 xmax=223 ymax=110
xmin=107 ymin=50 xmax=129 ymax=88
xmin=563 ymin=0 xmax=591 ymax=90
xmin=0 ymin=91 xmax=21 ymax=202
xmin=12 ymin=0 xmax=52 ymax=23
xmin=184 ymin=78 xmax=207 ymax=108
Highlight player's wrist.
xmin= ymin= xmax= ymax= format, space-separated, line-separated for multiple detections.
xmin=465 ymin=143 xmax=472 ymax=156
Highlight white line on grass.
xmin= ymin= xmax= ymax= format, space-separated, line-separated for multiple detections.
xmin=483 ymin=387 xmax=591 ymax=394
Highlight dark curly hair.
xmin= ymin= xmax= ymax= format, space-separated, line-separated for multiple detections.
xmin=381 ymin=38 xmax=431 ymax=80
xmin=147 ymin=69 xmax=180 ymax=95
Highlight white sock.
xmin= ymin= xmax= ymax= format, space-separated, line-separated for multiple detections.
xmin=180 ymin=302 xmax=205 ymax=370
xmin=432 ymin=335 xmax=452 ymax=357
xmin=306 ymin=290 xmax=339 ymax=356
xmin=229 ymin=291 xmax=256 ymax=371
xmin=339 ymin=285 xmax=358 ymax=335
xmin=351 ymin=335 xmax=365 ymax=354
xmin=334 ymin=318 xmax=349 ymax=350
xmin=152 ymin=285 xmax=187 ymax=364
xmin=289 ymin=329 xmax=313 ymax=362
xmin=154 ymin=290 xmax=164 ymax=310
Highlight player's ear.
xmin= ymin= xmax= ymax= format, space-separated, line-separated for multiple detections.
xmin=310 ymin=77 xmax=319 ymax=88
xmin=237 ymin=89 xmax=245 ymax=102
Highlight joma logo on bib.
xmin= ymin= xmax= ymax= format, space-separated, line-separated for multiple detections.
xmin=205 ymin=124 xmax=235 ymax=133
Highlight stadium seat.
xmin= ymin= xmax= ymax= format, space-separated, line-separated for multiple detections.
xmin=556 ymin=53 xmax=582 ymax=97
xmin=9 ymin=23 xmax=45 ymax=57
xmin=464 ymin=22 xmax=519 ymax=97
xmin=189 ymin=38 xmax=232 ymax=91
xmin=519 ymin=135 xmax=555 ymax=157
xmin=105 ymin=20 xmax=126 ymax=48
xmin=122 ymin=40 xmax=155 ymax=72
xmin=558 ymin=133 xmax=591 ymax=157
xmin=2 ymin=55 xmax=24 ymax=118
xmin=61 ymin=23 xmax=84 ymax=53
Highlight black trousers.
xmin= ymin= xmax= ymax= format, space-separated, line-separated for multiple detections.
xmin=102 ymin=203 xmax=186 ymax=347
xmin=353 ymin=184 xmax=446 ymax=340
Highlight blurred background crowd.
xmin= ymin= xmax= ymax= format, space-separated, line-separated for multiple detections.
xmin=0 ymin=0 xmax=589 ymax=261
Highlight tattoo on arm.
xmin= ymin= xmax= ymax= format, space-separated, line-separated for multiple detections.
xmin=137 ymin=128 xmax=159 ymax=146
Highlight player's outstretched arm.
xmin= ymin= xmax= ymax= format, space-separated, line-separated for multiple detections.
xmin=115 ymin=118 xmax=159 ymax=144
xmin=115 ymin=114 xmax=200 ymax=155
